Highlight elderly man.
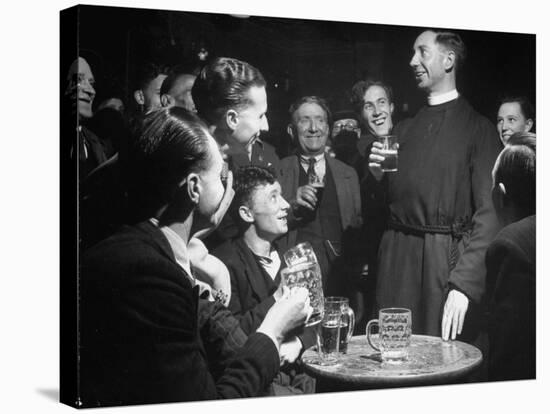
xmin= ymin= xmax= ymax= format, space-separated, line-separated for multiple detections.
xmin=486 ymin=132 xmax=536 ymax=381
xmin=64 ymin=56 xmax=109 ymax=180
xmin=279 ymin=96 xmax=363 ymax=300
xmin=368 ymin=30 xmax=502 ymax=341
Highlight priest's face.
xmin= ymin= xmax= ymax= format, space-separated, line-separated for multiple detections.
xmin=410 ymin=31 xmax=448 ymax=94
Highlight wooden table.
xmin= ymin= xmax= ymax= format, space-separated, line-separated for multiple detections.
xmin=302 ymin=334 xmax=482 ymax=391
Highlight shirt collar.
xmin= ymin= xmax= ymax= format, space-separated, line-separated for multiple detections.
xmin=428 ymin=89 xmax=459 ymax=106
xmin=149 ymin=218 xmax=192 ymax=277
xmin=300 ymin=153 xmax=325 ymax=164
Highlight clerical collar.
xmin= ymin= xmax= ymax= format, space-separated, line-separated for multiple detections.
xmin=428 ymin=89 xmax=459 ymax=106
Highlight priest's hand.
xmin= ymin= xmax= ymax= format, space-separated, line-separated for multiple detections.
xmin=441 ymin=289 xmax=469 ymax=341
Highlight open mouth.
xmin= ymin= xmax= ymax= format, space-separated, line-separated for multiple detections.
xmin=372 ymin=118 xmax=386 ymax=126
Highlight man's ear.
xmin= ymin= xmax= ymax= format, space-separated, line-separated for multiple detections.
xmin=225 ymin=109 xmax=239 ymax=132
xmin=160 ymin=94 xmax=173 ymax=108
xmin=238 ymin=205 xmax=254 ymax=224
xmin=287 ymin=124 xmax=295 ymax=140
xmin=390 ymin=102 xmax=395 ymax=115
xmin=134 ymin=89 xmax=145 ymax=106
xmin=525 ymin=118 xmax=534 ymax=133
xmin=186 ymin=173 xmax=201 ymax=205
xmin=443 ymin=50 xmax=456 ymax=72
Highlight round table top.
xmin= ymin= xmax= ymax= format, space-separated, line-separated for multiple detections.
xmin=302 ymin=334 xmax=483 ymax=387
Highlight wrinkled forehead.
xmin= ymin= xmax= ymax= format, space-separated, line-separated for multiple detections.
xmin=295 ymin=102 xmax=328 ymax=120
xmin=250 ymin=180 xmax=282 ymax=203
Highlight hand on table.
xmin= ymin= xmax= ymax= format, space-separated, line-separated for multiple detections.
xmin=441 ymin=289 xmax=469 ymax=341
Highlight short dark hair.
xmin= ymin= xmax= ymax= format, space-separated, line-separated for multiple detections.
xmin=350 ymin=80 xmax=394 ymax=115
xmin=126 ymin=107 xmax=212 ymax=219
xmin=499 ymin=96 xmax=535 ymax=121
xmin=160 ymin=64 xmax=199 ymax=97
xmin=288 ymin=95 xmax=332 ymax=127
xmin=494 ymin=131 xmax=536 ymax=216
xmin=433 ymin=30 xmax=467 ymax=71
xmin=234 ymin=165 xmax=277 ymax=210
xmin=133 ymin=62 xmax=170 ymax=92
xmin=192 ymin=57 xmax=266 ymax=126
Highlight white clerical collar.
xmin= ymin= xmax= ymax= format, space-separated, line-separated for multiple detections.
xmin=428 ymin=89 xmax=459 ymax=106
xmin=149 ymin=218 xmax=192 ymax=277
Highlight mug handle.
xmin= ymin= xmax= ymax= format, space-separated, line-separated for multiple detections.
xmin=345 ymin=307 xmax=355 ymax=343
xmin=365 ymin=319 xmax=381 ymax=352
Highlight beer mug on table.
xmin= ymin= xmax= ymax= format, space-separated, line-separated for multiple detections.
xmin=322 ymin=297 xmax=355 ymax=354
xmin=366 ymin=308 xmax=411 ymax=363
xmin=378 ymin=134 xmax=398 ymax=172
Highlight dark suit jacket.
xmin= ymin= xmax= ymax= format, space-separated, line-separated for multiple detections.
xmin=278 ymin=154 xmax=362 ymax=250
xmin=80 ymin=221 xmax=280 ymax=407
xmin=486 ymin=215 xmax=536 ymax=381
xmin=213 ymin=238 xmax=317 ymax=349
xmin=213 ymin=238 xmax=278 ymax=335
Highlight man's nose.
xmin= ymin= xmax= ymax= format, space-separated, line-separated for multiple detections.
xmin=80 ymin=80 xmax=95 ymax=97
xmin=409 ymin=52 xmax=419 ymax=67
xmin=281 ymin=196 xmax=290 ymax=210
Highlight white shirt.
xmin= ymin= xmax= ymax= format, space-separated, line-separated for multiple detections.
xmin=254 ymin=249 xmax=282 ymax=281
xmin=299 ymin=153 xmax=326 ymax=183
xmin=428 ymin=89 xmax=459 ymax=106
xmin=149 ymin=218 xmax=213 ymax=297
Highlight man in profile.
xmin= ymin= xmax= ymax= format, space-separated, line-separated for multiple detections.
xmin=486 ymin=132 xmax=535 ymax=381
xmin=192 ymin=57 xmax=280 ymax=246
xmin=368 ymin=30 xmax=502 ymax=341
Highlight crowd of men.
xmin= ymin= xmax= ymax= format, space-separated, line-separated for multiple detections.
xmin=64 ymin=28 xmax=536 ymax=407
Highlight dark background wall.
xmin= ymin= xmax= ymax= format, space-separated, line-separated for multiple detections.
xmin=74 ymin=5 xmax=535 ymax=151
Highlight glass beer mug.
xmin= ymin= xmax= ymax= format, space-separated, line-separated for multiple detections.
xmin=281 ymin=242 xmax=324 ymax=326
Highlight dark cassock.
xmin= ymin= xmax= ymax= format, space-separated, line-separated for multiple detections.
xmin=374 ymin=95 xmax=502 ymax=338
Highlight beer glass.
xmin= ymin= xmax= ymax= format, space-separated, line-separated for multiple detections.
xmin=283 ymin=242 xmax=318 ymax=268
xmin=366 ymin=308 xmax=411 ymax=363
xmin=378 ymin=135 xmax=398 ymax=172
xmin=323 ymin=297 xmax=355 ymax=354
xmin=280 ymin=262 xmax=324 ymax=327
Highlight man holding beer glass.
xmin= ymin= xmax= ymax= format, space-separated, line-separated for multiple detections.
xmin=368 ymin=30 xmax=501 ymax=342
xmin=279 ymin=96 xmax=363 ymax=298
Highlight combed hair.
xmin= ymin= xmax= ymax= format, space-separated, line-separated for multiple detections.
xmin=350 ymin=79 xmax=394 ymax=115
xmin=499 ymin=95 xmax=535 ymax=121
xmin=160 ymin=63 xmax=199 ymax=97
xmin=494 ymin=131 xmax=536 ymax=216
xmin=192 ymin=57 xmax=266 ymax=126
xmin=434 ymin=30 xmax=467 ymax=71
xmin=288 ymin=95 xmax=332 ymax=126
xmin=126 ymin=107 xmax=212 ymax=218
